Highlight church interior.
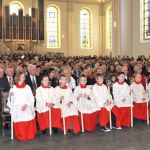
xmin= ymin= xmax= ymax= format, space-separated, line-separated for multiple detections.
xmin=1 ymin=0 xmax=150 ymax=150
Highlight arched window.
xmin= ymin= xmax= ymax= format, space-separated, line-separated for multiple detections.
xmin=9 ymin=2 xmax=23 ymax=15
xmin=29 ymin=7 xmax=32 ymax=16
xmin=47 ymin=5 xmax=60 ymax=48
xmin=80 ymin=9 xmax=91 ymax=49
xmin=106 ymin=6 xmax=112 ymax=49
xmin=143 ymin=0 xmax=150 ymax=40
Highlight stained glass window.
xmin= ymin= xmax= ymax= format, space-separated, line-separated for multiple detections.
xmin=80 ymin=9 xmax=91 ymax=49
xmin=47 ymin=6 xmax=60 ymax=48
xmin=109 ymin=9 xmax=112 ymax=48
xmin=144 ymin=0 xmax=150 ymax=40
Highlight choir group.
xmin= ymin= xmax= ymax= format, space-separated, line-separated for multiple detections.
xmin=0 ymin=54 xmax=150 ymax=141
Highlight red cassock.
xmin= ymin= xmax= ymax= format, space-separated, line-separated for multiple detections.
xmin=61 ymin=116 xmax=81 ymax=134
xmin=14 ymin=119 xmax=37 ymax=141
xmin=98 ymin=106 xmax=121 ymax=128
xmin=79 ymin=111 xmax=98 ymax=131
xmin=112 ymin=82 xmax=132 ymax=127
xmin=118 ymin=107 xmax=131 ymax=127
xmin=133 ymin=102 xmax=149 ymax=120
xmin=51 ymin=108 xmax=62 ymax=129
xmin=37 ymin=111 xmax=49 ymax=131
xmin=37 ymin=108 xmax=62 ymax=131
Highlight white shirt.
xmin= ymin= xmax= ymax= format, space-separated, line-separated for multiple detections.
xmin=7 ymin=76 xmax=14 ymax=86
xmin=30 ymin=75 xmax=37 ymax=85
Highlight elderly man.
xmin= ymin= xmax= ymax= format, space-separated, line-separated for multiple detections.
xmin=0 ymin=65 xmax=15 ymax=129
xmin=25 ymin=64 xmax=41 ymax=96
xmin=0 ymin=65 xmax=15 ymax=92
xmin=72 ymin=61 xmax=82 ymax=83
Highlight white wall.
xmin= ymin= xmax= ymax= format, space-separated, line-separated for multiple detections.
xmin=118 ymin=0 xmax=150 ymax=58
xmin=103 ymin=2 xmax=112 ymax=56
xmin=132 ymin=0 xmax=150 ymax=58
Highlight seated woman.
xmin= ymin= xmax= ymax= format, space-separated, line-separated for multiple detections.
xmin=7 ymin=72 xmax=36 ymax=141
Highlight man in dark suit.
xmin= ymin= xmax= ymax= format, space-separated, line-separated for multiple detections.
xmin=48 ymin=68 xmax=59 ymax=88
xmin=0 ymin=65 xmax=15 ymax=129
xmin=0 ymin=65 xmax=15 ymax=92
xmin=25 ymin=64 xmax=41 ymax=96
xmin=72 ymin=62 xmax=81 ymax=85
xmin=81 ymin=66 xmax=96 ymax=85
xmin=0 ymin=67 xmax=5 ymax=90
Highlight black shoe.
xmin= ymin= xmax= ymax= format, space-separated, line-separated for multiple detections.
xmin=4 ymin=123 xmax=9 ymax=129
xmin=52 ymin=128 xmax=58 ymax=135
xmin=101 ymin=126 xmax=111 ymax=132
xmin=66 ymin=129 xmax=73 ymax=136
xmin=42 ymin=129 xmax=47 ymax=135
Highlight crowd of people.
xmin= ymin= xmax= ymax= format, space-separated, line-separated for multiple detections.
xmin=0 ymin=52 xmax=150 ymax=141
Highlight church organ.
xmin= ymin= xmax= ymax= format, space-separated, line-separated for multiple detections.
xmin=2 ymin=4 xmax=42 ymax=42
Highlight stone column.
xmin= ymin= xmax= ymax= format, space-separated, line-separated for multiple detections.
xmin=67 ymin=1 xmax=74 ymax=56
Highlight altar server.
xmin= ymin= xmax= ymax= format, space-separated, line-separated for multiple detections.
xmin=7 ymin=72 xmax=37 ymax=141
xmin=113 ymin=72 xmax=132 ymax=127
xmin=36 ymin=75 xmax=55 ymax=134
xmin=55 ymin=74 xmax=80 ymax=135
xmin=92 ymin=73 xmax=122 ymax=132
xmin=132 ymin=73 xmax=148 ymax=120
xmin=74 ymin=74 xmax=98 ymax=132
